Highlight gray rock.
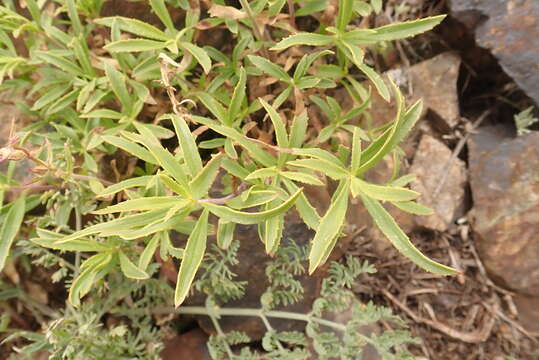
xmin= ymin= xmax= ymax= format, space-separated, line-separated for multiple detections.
xmin=450 ymin=0 xmax=539 ymax=105
xmin=468 ymin=125 xmax=539 ymax=295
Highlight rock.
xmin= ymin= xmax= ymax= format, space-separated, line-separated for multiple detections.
xmin=468 ymin=125 xmax=539 ymax=295
xmin=187 ymin=221 xmax=322 ymax=340
xmin=409 ymin=135 xmax=466 ymax=232
xmin=513 ymin=294 xmax=539 ymax=333
xmin=450 ymin=0 xmax=539 ymax=105
xmin=365 ymin=52 xmax=461 ymax=130
xmin=161 ymin=329 xmax=210 ymax=360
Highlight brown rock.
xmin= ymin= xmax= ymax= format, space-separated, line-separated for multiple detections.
xmin=161 ymin=329 xmax=210 ymax=360
xmin=450 ymin=0 xmax=539 ymax=106
xmin=187 ymin=222 xmax=322 ymax=340
xmin=468 ymin=125 xmax=539 ymax=295
xmin=365 ymin=52 xmax=461 ymax=130
xmin=513 ymin=294 xmax=539 ymax=333
xmin=409 ymin=134 xmax=466 ymax=231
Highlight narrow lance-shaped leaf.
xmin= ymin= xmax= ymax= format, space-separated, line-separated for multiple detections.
xmin=179 ymin=42 xmax=212 ymax=74
xmin=216 ymin=220 xmax=236 ymax=249
xmin=105 ymin=39 xmax=168 ymax=53
xmin=133 ymin=122 xmax=190 ymax=190
xmin=0 ymin=197 xmax=25 ymax=272
xmin=260 ymin=98 xmax=288 ymax=148
xmin=138 ymin=233 xmax=161 ymax=271
xmin=360 ymin=193 xmax=459 ymax=275
xmin=93 ymin=197 xmax=188 ymax=214
xmin=392 ymin=201 xmax=434 ymax=216
xmin=95 ymin=16 xmax=170 ymax=41
xmin=308 ymin=180 xmax=349 ymax=274
xmin=350 ymin=177 xmax=420 ymax=202
xmin=270 ymin=33 xmax=333 ymax=51
xmin=350 ymin=127 xmax=362 ymax=173
xmin=370 ymin=15 xmax=446 ymax=41
xmin=119 ymin=251 xmax=149 ymax=280
xmin=189 ymin=153 xmax=223 ymax=200
xmin=248 ymin=55 xmax=290 ymax=81
xmin=104 ymin=62 xmax=132 ymax=110
xmin=202 ymin=188 xmax=302 ymax=225
xmin=175 ymin=209 xmax=209 ymax=307
xmin=169 ymin=114 xmax=203 ymax=178
xmin=102 ymin=135 xmax=158 ymax=164
xmin=149 ymin=0 xmax=175 ymax=31
xmin=227 ymin=67 xmax=247 ymax=125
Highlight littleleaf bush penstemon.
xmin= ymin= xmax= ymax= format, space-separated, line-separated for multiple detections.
xmin=0 ymin=0 xmax=456 ymax=357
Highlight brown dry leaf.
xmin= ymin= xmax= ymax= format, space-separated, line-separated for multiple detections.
xmin=208 ymin=4 xmax=246 ymax=20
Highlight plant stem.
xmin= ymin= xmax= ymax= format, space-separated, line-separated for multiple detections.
xmin=150 ymin=306 xmax=347 ymax=332
xmin=238 ymin=0 xmax=270 ymax=58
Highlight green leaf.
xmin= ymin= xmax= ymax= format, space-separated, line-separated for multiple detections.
xmin=225 ymin=190 xmax=279 ymax=209
xmin=134 ymin=122 xmax=190 ymax=190
xmin=336 ymin=0 xmax=354 ymax=32
xmin=0 ymin=197 xmax=25 ymax=272
xmin=93 ymin=197 xmax=188 ymax=214
xmin=138 ymin=233 xmax=160 ymax=270
xmin=357 ymin=62 xmax=390 ymax=101
xmin=259 ymin=208 xmax=284 ymax=255
xmin=105 ymin=39 xmax=168 ymax=52
xmin=189 ymin=153 xmax=223 ymax=199
xmin=293 ymin=50 xmax=333 ymax=81
xmin=289 ymin=112 xmax=309 ymax=148
xmin=371 ymin=0 xmax=382 ymax=13
xmin=291 ymin=147 xmax=343 ymax=165
xmin=179 ymin=42 xmax=212 ymax=74
xmin=245 ymin=167 xmax=278 ymax=181
xmin=104 ymin=62 xmax=132 ymax=110
xmin=350 ymin=127 xmax=362 ymax=173
xmin=56 ymin=209 xmax=169 ymax=243
xmin=248 ymin=55 xmax=290 ymax=81
xmin=149 ymin=0 xmax=175 ymax=30
xmin=216 ymin=219 xmax=236 ymax=249
xmin=46 ymin=89 xmax=80 ymax=116
xmin=102 ymin=135 xmax=158 ymax=164
xmin=360 ymin=194 xmax=459 ymax=275
xmin=119 ymin=251 xmax=149 ymax=280
xmin=260 ymin=98 xmax=288 ymax=148
xmin=308 ymin=180 xmax=349 ymax=274
xmin=392 ymin=201 xmax=434 ymax=216
xmin=175 ymin=209 xmax=209 ymax=307
xmin=69 ymin=253 xmax=112 ymax=307
xmin=31 ymin=236 xmax=111 ymax=252
xmin=66 ymin=0 xmax=83 ymax=34
xmin=168 ymin=114 xmax=203 ymax=178
xmin=370 ymin=15 xmax=446 ymax=41
xmin=95 ymin=16 xmax=169 ymax=41
xmin=227 ymin=67 xmax=247 ymax=125
xmin=202 ymin=188 xmax=302 ymax=224
xmin=83 ymin=108 xmax=126 ymax=119
xmin=193 ymin=116 xmax=277 ymax=167
xmin=196 ymin=92 xmax=227 ymax=123
xmin=281 ymin=171 xmax=323 ymax=186
xmin=31 ymin=86 xmax=68 ymax=111
xmin=283 ymin=179 xmax=320 ymax=230
xmin=271 ymin=33 xmax=333 ymax=51
xmin=287 ymin=159 xmax=348 ymax=180
xmin=350 ymin=178 xmax=419 ymax=202
xmin=35 ymin=51 xmax=85 ymax=77
xmin=98 ymin=176 xmax=153 ymax=197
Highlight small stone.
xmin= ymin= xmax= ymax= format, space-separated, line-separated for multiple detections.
xmin=468 ymin=125 xmax=539 ymax=295
xmin=409 ymin=135 xmax=466 ymax=232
